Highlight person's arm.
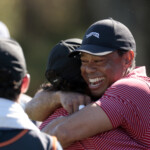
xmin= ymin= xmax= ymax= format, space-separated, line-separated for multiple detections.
xmin=42 ymin=103 xmax=113 ymax=148
xmin=25 ymin=90 xmax=91 ymax=121
xmin=25 ymin=90 xmax=61 ymax=121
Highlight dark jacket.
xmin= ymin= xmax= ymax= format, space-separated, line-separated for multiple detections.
xmin=0 ymin=129 xmax=62 ymax=150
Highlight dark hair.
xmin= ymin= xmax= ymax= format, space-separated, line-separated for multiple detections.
xmin=42 ymin=69 xmax=89 ymax=94
xmin=40 ymin=38 xmax=91 ymax=95
xmin=0 ymin=68 xmax=22 ymax=100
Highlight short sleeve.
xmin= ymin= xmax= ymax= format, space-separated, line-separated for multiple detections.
xmin=95 ymin=78 xmax=149 ymax=130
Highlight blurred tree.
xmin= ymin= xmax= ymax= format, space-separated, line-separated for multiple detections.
xmin=21 ymin=0 xmax=91 ymax=39
xmin=0 ymin=0 xmax=149 ymax=96
xmin=19 ymin=0 xmax=92 ymax=96
xmin=0 ymin=0 xmax=25 ymax=38
xmin=86 ymin=0 xmax=150 ymax=74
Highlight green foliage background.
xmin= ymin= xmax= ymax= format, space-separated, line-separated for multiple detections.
xmin=0 ymin=0 xmax=149 ymax=96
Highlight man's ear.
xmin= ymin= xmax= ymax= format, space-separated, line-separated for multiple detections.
xmin=124 ymin=50 xmax=134 ymax=68
xmin=21 ymin=74 xmax=30 ymax=94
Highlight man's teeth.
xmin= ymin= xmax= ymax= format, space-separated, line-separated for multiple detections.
xmin=89 ymin=77 xmax=105 ymax=85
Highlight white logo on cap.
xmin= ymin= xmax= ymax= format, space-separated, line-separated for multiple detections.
xmin=86 ymin=32 xmax=99 ymax=39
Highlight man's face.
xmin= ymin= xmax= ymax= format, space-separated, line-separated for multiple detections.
xmin=80 ymin=51 xmax=126 ymax=97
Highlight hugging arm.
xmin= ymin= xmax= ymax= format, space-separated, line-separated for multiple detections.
xmin=42 ymin=103 xmax=113 ymax=148
xmin=25 ymin=90 xmax=91 ymax=121
xmin=25 ymin=90 xmax=61 ymax=121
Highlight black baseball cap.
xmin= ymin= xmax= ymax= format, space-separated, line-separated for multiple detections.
xmin=45 ymin=38 xmax=82 ymax=84
xmin=0 ymin=38 xmax=27 ymax=82
xmin=70 ymin=18 xmax=136 ymax=56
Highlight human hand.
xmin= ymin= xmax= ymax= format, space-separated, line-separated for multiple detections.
xmin=57 ymin=91 xmax=91 ymax=114
xmin=25 ymin=89 xmax=61 ymax=121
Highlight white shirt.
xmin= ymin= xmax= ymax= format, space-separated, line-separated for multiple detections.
xmin=0 ymin=97 xmax=40 ymax=132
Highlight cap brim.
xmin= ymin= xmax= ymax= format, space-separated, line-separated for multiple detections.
xmin=69 ymin=44 xmax=116 ymax=57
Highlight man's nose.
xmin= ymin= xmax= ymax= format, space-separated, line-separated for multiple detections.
xmin=85 ymin=64 xmax=96 ymax=73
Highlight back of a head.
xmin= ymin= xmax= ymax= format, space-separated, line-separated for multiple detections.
xmin=0 ymin=38 xmax=27 ymax=100
xmin=45 ymin=38 xmax=88 ymax=93
xmin=0 ymin=21 xmax=10 ymax=38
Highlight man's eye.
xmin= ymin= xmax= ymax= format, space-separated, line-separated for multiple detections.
xmin=81 ymin=59 xmax=87 ymax=62
xmin=95 ymin=60 xmax=104 ymax=63
xmin=81 ymin=60 xmax=88 ymax=64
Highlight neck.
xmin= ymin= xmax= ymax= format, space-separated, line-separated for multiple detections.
xmin=7 ymin=95 xmax=20 ymax=103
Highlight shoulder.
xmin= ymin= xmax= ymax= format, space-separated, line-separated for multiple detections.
xmin=108 ymin=77 xmax=149 ymax=96
xmin=98 ymin=76 xmax=150 ymax=107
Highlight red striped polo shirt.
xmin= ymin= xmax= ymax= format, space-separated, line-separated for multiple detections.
xmin=40 ymin=66 xmax=150 ymax=150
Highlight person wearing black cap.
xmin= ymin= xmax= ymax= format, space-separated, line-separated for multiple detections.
xmin=25 ymin=38 xmax=91 ymax=122
xmin=26 ymin=19 xmax=149 ymax=149
xmin=0 ymin=38 xmax=62 ymax=150
xmin=0 ymin=21 xmax=33 ymax=110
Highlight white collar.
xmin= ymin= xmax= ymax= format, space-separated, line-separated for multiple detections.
xmin=0 ymin=98 xmax=40 ymax=132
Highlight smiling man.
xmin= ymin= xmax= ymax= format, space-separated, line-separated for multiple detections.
xmin=80 ymin=51 xmax=129 ymax=97
xmin=26 ymin=18 xmax=150 ymax=149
